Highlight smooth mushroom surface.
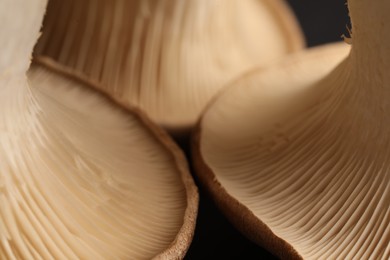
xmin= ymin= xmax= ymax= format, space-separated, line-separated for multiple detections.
xmin=194 ymin=0 xmax=389 ymax=256
xmin=34 ymin=0 xmax=304 ymax=135
xmin=1 ymin=1 xmax=198 ymax=259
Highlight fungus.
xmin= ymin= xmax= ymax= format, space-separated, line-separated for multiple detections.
xmin=193 ymin=0 xmax=389 ymax=258
xmin=34 ymin=0 xmax=304 ymax=135
xmin=1 ymin=1 xmax=198 ymax=259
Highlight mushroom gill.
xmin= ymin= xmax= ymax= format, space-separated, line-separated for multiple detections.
xmin=1 ymin=1 xmax=198 ymax=259
xmin=194 ymin=0 xmax=389 ymax=258
xmin=34 ymin=0 xmax=304 ymax=135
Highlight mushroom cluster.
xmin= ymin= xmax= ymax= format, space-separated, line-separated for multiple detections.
xmin=1 ymin=0 xmax=305 ymax=259
xmin=3 ymin=0 xmax=387 ymax=259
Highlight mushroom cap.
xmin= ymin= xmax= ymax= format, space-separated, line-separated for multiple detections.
xmin=34 ymin=0 xmax=305 ymax=135
xmin=192 ymin=43 xmax=369 ymax=259
xmin=1 ymin=58 xmax=198 ymax=259
xmin=1 ymin=0 xmax=197 ymax=258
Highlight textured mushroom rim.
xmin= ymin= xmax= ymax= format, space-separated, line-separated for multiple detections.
xmin=263 ymin=0 xmax=306 ymax=50
xmin=189 ymin=50 xmax=307 ymax=260
xmin=191 ymin=124 xmax=302 ymax=260
xmin=34 ymin=56 xmax=199 ymax=259
xmin=190 ymin=43 xmax=351 ymax=259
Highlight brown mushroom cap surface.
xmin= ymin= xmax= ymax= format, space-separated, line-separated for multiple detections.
xmin=1 ymin=1 xmax=198 ymax=259
xmin=34 ymin=0 xmax=304 ymax=135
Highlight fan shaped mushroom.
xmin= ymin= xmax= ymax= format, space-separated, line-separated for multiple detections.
xmin=0 ymin=1 xmax=198 ymax=259
xmin=193 ymin=0 xmax=389 ymax=258
xmin=34 ymin=0 xmax=304 ymax=135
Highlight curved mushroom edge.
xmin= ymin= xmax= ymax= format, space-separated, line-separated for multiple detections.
xmin=33 ymin=56 xmax=199 ymax=259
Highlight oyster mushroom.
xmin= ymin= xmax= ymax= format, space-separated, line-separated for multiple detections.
xmin=193 ymin=0 xmax=389 ymax=258
xmin=0 ymin=1 xmax=198 ymax=259
xmin=34 ymin=0 xmax=304 ymax=135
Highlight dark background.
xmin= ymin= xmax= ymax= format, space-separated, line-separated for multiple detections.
xmin=184 ymin=1 xmax=350 ymax=259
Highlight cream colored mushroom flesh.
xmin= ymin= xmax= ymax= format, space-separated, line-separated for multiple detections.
xmin=0 ymin=1 xmax=198 ymax=259
xmin=194 ymin=0 xmax=389 ymax=259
